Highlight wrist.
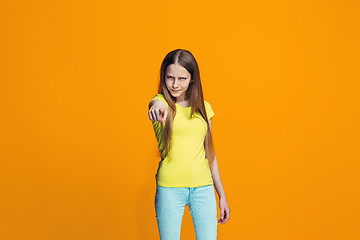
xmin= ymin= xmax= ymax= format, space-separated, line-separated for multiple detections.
xmin=219 ymin=195 xmax=227 ymax=200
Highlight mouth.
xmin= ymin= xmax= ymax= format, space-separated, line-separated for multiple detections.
xmin=171 ymin=89 xmax=181 ymax=92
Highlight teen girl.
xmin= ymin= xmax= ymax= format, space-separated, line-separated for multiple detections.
xmin=148 ymin=49 xmax=230 ymax=240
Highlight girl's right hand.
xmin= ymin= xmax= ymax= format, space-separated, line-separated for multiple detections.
xmin=148 ymin=100 xmax=168 ymax=126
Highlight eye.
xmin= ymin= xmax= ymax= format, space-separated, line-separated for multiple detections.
xmin=180 ymin=77 xmax=186 ymax=80
xmin=166 ymin=76 xmax=173 ymax=79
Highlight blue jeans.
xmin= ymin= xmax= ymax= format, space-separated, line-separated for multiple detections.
xmin=154 ymin=184 xmax=217 ymax=240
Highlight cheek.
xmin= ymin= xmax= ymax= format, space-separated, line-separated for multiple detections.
xmin=182 ymin=81 xmax=191 ymax=88
xmin=165 ymin=80 xmax=171 ymax=87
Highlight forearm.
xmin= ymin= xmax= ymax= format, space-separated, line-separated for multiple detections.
xmin=210 ymin=155 xmax=227 ymax=199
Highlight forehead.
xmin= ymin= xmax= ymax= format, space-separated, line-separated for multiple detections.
xmin=165 ymin=64 xmax=190 ymax=76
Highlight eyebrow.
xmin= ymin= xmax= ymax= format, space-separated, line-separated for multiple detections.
xmin=166 ymin=75 xmax=187 ymax=78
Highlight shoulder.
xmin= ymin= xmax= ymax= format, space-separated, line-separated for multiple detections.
xmin=204 ymin=100 xmax=214 ymax=109
xmin=203 ymin=100 xmax=215 ymax=120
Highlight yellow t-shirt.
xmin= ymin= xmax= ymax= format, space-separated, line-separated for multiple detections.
xmin=149 ymin=93 xmax=215 ymax=187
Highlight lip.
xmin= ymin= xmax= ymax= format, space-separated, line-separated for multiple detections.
xmin=171 ymin=89 xmax=181 ymax=92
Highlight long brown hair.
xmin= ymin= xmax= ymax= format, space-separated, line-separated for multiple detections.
xmin=157 ymin=49 xmax=216 ymax=167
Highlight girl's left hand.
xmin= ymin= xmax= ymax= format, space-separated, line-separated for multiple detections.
xmin=218 ymin=197 xmax=230 ymax=224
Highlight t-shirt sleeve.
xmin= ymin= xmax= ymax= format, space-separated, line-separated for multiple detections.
xmin=150 ymin=93 xmax=169 ymax=108
xmin=204 ymin=100 xmax=215 ymax=120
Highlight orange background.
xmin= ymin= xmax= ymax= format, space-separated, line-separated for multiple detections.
xmin=1 ymin=0 xmax=359 ymax=239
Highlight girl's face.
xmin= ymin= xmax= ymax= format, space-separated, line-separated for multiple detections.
xmin=165 ymin=64 xmax=192 ymax=101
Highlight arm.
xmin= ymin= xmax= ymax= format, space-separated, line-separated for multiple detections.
xmin=210 ymin=153 xmax=227 ymax=200
xmin=209 ymin=118 xmax=231 ymax=224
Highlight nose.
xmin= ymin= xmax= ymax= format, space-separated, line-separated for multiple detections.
xmin=172 ymin=79 xmax=179 ymax=88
